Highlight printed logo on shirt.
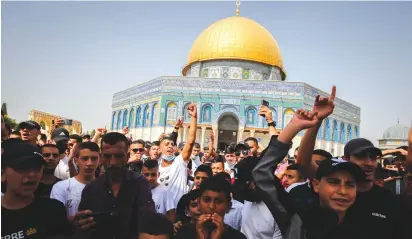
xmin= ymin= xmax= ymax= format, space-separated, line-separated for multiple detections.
xmin=2 ymin=227 xmax=37 ymax=239
xmin=371 ymin=212 xmax=386 ymax=219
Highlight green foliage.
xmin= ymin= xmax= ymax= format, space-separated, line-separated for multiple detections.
xmin=4 ymin=115 xmax=18 ymax=130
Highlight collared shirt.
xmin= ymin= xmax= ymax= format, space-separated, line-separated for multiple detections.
xmin=241 ymin=201 xmax=283 ymax=239
xmin=224 ymin=199 xmax=244 ymax=230
xmin=78 ymin=170 xmax=154 ymax=239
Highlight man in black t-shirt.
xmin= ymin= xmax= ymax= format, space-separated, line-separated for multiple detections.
xmin=1 ymin=142 xmax=71 ymax=238
xmin=36 ymin=144 xmax=62 ymax=197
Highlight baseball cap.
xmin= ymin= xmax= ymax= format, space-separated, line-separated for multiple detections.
xmin=344 ymin=138 xmax=382 ymax=157
xmin=315 ymin=158 xmax=365 ymax=182
xmin=51 ymin=128 xmax=70 ymax=142
xmin=178 ymin=142 xmax=186 ymax=149
xmin=234 ymin=156 xmax=259 ymax=182
xmin=18 ymin=120 xmax=40 ymax=131
xmin=2 ymin=142 xmax=46 ymax=170
xmin=235 ymin=142 xmax=250 ymax=152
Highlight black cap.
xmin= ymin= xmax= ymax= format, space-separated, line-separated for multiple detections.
xmin=344 ymin=138 xmax=382 ymax=157
xmin=51 ymin=128 xmax=70 ymax=142
xmin=235 ymin=142 xmax=250 ymax=152
xmin=2 ymin=142 xmax=46 ymax=170
xmin=178 ymin=142 xmax=186 ymax=149
xmin=315 ymin=158 xmax=365 ymax=182
xmin=83 ymin=134 xmax=91 ymax=139
xmin=234 ymin=156 xmax=259 ymax=182
xmin=18 ymin=120 xmax=40 ymax=131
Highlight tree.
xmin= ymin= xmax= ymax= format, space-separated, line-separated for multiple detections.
xmin=2 ymin=103 xmax=17 ymax=130
xmin=40 ymin=121 xmax=46 ymax=130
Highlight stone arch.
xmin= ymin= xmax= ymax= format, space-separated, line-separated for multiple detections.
xmin=245 ymin=106 xmax=257 ymax=126
xmin=332 ymin=120 xmax=338 ymax=142
xmin=283 ymin=108 xmax=295 ymax=128
xmin=166 ymin=102 xmax=177 ymax=122
xmin=117 ymin=110 xmax=122 ymax=130
xmin=112 ymin=111 xmax=117 ymax=130
xmin=183 ymin=102 xmax=192 ymax=123
xmin=129 ymin=108 xmax=135 ymax=128
xmin=135 ymin=106 xmax=141 ymax=127
xmin=202 ymin=104 xmax=213 ymax=123
xmin=340 ymin=122 xmax=345 ymax=143
xmin=122 ymin=109 xmax=128 ymax=128
xmin=151 ymin=103 xmax=159 ymax=125
xmin=143 ymin=105 xmax=150 ymax=127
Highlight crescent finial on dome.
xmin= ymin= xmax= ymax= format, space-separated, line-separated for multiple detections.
xmin=236 ymin=0 xmax=241 ymax=16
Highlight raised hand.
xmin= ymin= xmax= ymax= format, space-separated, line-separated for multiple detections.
xmin=122 ymin=126 xmax=129 ymax=135
xmin=289 ymin=109 xmax=320 ymax=130
xmin=210 ymin=131 xmax=215 ymax=141
xmin=313 ymin=86 xmax=336 ymax=120
xmin=259 ymin=105 xmax=273 ymax=123
xmin=175 ymin=118 xmax=183 ymax=128
xmin=210 ymin=213 xmax=225 ymax=239
xmin=187 ymin=103 xmax=198 ymax=118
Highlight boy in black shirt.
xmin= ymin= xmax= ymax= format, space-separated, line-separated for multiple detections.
xmin=176 ymin=176 xmax=246 ymax=239
xmin=1 ymin=142 xmax=71 ymax=238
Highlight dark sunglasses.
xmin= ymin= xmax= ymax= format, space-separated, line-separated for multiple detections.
xmin=42 ymin=153 xmax=60 ymax=158
xmin=102 ymin=153 xmax=125 ymax=160
xmin=235 ymin=150 xmax=249 ymax=156
xmin=131 ymin=148 xmax=145 ymax=153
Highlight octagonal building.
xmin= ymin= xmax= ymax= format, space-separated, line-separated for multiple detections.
xmin=111 ymin=13 xmax=360 ymax=156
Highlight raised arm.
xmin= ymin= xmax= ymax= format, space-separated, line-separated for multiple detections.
xmin=297 ymin=86 xmax=336 ymax=180
xmin=253 ymin=109 xmax=320 ymax=233
xmin=406 ymin=128 xmax=412 ymax=172
xmin=259 ymin=105 xmax=278 ymax=137
xmin=181 ymin=103 xmax=198 ymax=163
xmin=169 ymin=119 xmax=182 ymax=146
xmin=208 ymin=131 xmax=217 ymax=159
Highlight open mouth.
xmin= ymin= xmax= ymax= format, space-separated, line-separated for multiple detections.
xmin=332 ymin=198 xmax=350 ymax=205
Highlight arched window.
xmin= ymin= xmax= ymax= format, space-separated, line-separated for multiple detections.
xmin=324 ymin=118 xmax=331 ymax=140
xmin=129 ymin=108 xmax=135 ymax=128
xmin=347 ymin=125 xmax=353 ymax=141
xmin=340 ymin=123 xmax=345 ymax=143
xmin=143 ymin=105 xmax=150 ymax=127
xmin=354 ymin=126 xmax=359 ymax=138
xmin=283 ymin=108 xmax=295 ymax=128
xmin=112 ymin=111 xmax=117 ymax=130
xmin=183 ymin=103 xmax=191 ymax=122
xmin=135 ymin=107 xmax=141 ymax=127
xmin=202 ymin=105 xmax=212 ymax=123
xmin=166 ymin=102 xmax=177 ymax=121
xmin=246 ymin=107 xmax=256 ymax=125
xmin=122 ymin=110 xmax=128 ymax=128
xmin=117 ymin=110 xmax=122 ymax=130
xmin=152 ymin=103 xmax=159 ymax=125
xmin=332 ymin=120 xmax=338 ymax=142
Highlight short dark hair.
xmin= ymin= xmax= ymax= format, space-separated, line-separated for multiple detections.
xmin=244 ymin=137 xmax=258 ymax=146
xmin=193 ymin=142 xmax=201 ymax=148
xmin=143 ymin=159 xmax=159 ymax=170
xmin=212 ymin=155 xmax=225 ymax=165
xmin=225 ymin=145 xmax=235 ymax=154
xmin=313 ymin=149 xmax=332 ymax=159
xmin=151 ymin=141 xmax=160 ymax=147
xmin=101 ymin=132 xmax=130 ymax=149
xmin=160 ymin=137 xmax=173 ymax=145
xmin=195 ymin=164 xmax=213 ymax=178
xmin=199 ymin=176 xmax=232 ymax=202
xmin=70 ymin=134 xmax=83 ymax=143
xmin=139 ymin=212 xmax=174 ymax=238
xmin=78 ymin=142 xmax=100 ymax=154
xmin=40 ymin=133 xmax=47 ymax=141
xmin=286 ymin=164 xmax=306 ymax=181
xmin=214 ymin=172 xmax=231 ymax=182
xmin=203 ymin=147 xmax=209 ymax=151
xmin=132 ymin=139 xmax=146 ymax=147
xmin=83 ymin=135 xmax=91 ymax=140
xmin=41 ymin=144 xmax=59 ymax=151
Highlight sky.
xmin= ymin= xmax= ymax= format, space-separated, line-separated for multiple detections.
xmin=2 ymin=1 xmax=412 ymax=144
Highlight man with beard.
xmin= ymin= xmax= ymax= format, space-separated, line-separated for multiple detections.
xmin=234 ymin=157 xmax=283 ymax=239
xmin=18 ymin=120 xmax=41 ymax=146
xmin=74 ymin=132 xmax=154 ymax=239
xmin=158 ymin=103 xmax=198 ymax=207
xmin=149 ymin=141 xmax=161 ymax=160
xmin=127 ymin=139 xmax=146 ymax=174
xmin=35 ymin=144 xmax=62 ymax=197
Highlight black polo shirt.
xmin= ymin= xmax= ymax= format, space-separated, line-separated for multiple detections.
xmin=350 ymin=185 xmax=401 ymax=239
xmin=78 ymin=170 xmax=155 ymax=239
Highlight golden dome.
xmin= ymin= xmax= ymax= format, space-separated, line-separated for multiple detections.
xmin=183 ymin=16 xmax=284 ymax=77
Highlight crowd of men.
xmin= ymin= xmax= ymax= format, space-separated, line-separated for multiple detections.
xmin=1 ymin=87 xmax=411 ymax=239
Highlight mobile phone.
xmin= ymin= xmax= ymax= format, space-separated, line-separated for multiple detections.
xmin=63 ymin=119 xmax=73 ymax=126
xmin=260 ymin=100 xmax=269 ymax=117
xmin=52 ymin=120 xmax=55 ymax=125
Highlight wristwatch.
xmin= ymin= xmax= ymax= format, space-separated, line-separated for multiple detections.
xmin=267 ymin=121 xmax=276 ymax=128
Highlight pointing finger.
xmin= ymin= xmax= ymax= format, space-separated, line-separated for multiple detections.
xmin=330 ymin=86 xmax=336 ymax=102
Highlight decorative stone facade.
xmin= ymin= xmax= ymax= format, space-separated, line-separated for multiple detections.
xmin=28 ymin=110 xmax=82 ymax=135
xmin=111 ymin=76 xmax=360 ymax=156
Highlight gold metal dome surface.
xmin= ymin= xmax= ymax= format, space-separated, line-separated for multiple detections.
xmin=183 ymin=16 xmax=284 ymax=75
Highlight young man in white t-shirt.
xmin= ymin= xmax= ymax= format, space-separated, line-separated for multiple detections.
xmin=142 ymin=159 xmax=176 ymax=222
xmin=158 ymin=103 xmax=198 ymax=207
xmin=51 ymin=142 xmax=100 ymax=220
